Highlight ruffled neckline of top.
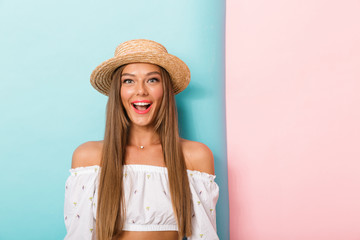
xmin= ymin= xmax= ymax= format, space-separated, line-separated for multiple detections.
xmin=69 ymin=164 xmax=217 ymax=180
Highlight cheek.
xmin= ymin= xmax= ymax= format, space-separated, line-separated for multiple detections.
xmin=120 ymin=87 xmax=132 ymax=103
xmin=153 ymin=86 xmax=164 ymax=101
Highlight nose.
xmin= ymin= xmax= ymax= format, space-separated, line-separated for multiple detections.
xmin=136 ymin=81 xmax=148 ymax=96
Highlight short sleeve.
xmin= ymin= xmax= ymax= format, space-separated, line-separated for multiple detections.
xmin=187 ymin=170 xmax=220 ymax=240
xmin=64 ymin=165 xmax=100 ymax=240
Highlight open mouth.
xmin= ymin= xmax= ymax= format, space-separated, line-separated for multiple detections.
xmin=131 ymin=100 xmax=153 ymax=114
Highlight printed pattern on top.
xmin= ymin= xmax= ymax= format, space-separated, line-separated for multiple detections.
xmin=64 ymin=164 xmax=219 ymax=240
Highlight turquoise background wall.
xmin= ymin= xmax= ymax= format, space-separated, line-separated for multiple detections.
xmin=0 ymin=0 xmax=228 ymax=239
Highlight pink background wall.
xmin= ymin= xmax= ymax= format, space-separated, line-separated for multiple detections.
xmin=226 ymin=0 xmax=360 ymax=239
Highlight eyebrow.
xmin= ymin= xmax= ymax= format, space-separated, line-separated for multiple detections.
xmin=121 ymin=71 xmax=161 ymax=77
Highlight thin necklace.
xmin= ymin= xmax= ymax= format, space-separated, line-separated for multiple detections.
xmin=135 ymin=141 xmax=160 ymax=149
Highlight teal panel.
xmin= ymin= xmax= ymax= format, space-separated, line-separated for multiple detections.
xmin=0 ymin=0 xmax=229 ymax=239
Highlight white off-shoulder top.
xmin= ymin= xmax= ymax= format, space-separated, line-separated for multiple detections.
xmin=64 ymin=164 xmax=219 ymax=240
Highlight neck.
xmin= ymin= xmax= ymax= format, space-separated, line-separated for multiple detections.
xmin=128 ymin=124 xmax=161 ymax=147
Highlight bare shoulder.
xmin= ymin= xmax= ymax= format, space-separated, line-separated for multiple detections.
xmin=71 ymin=140 xmax=103 ymax=169
xmin=181 ymin=138 xmax=215 ymax=175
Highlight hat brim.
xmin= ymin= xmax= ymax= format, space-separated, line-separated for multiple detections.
xmin=90 ymin=52 xmax=190 ymax=96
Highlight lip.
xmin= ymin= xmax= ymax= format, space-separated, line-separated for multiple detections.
xmin=131 ymin=100 xmax=153 ymax=114
xmin=131 ymin=100 xmax=152 ymax=104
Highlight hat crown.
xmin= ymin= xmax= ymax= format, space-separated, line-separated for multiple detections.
xmin=114 ymin=39 xmax=168 ymax=57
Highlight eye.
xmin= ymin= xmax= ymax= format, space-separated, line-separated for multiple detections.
xmin=148 ymin=78 xmax=159 ymax=83
xmin=122 ymin=79 xmax=134 ymax=84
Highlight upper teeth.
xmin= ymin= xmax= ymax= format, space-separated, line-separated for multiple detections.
xmin=133 ymin=102 xmax=151 ymax=106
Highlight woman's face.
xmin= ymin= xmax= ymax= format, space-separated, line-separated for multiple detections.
xmin=120 ymin=63 xmax=164 ymax=127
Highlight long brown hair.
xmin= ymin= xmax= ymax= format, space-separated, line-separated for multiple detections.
xmin=96 ymin=64 xmax=192 ymax=240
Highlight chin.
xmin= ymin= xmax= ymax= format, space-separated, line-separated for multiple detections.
xmin=127 ymin=112 xmax=156 ymax=127
xmin=130 ymin=119 xmax=152 ymax=127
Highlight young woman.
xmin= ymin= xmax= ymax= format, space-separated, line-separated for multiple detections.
xmin=64 ymin=39 xmax=219 ymax=240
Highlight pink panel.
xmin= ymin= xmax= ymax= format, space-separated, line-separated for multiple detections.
xmin=226 ymin=0 xmax=360 ymax=239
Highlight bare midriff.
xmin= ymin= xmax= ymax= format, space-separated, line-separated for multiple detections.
xmin=117 ymin=231 xmax=179 ymax=240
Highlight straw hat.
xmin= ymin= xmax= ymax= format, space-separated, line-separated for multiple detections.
xmin=90 ymin=39 xmax=191 ymax=96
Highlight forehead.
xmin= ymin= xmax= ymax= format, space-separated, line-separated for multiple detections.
xmin=122 ymin=63 xmax=161 ymax=74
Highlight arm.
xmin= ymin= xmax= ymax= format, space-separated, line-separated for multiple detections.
xmin=187 ymin=170 xmax=220 ymax=240
xmin=182 ymin=139 xmax=219 ymax=239
xmin=64 ymin=141 xmax=102 ymax=240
